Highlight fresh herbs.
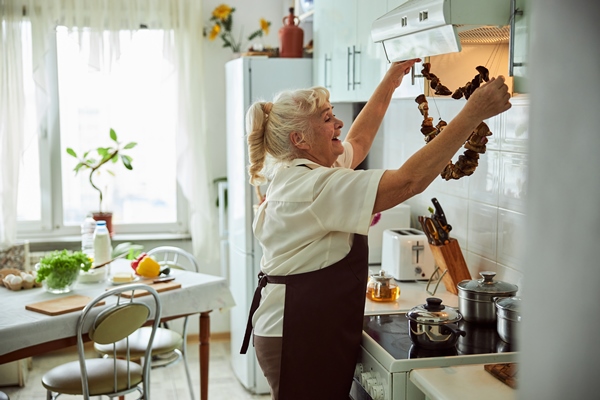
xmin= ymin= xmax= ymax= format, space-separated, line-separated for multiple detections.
xmin=36 ymin=250 xmax=92 ymax=288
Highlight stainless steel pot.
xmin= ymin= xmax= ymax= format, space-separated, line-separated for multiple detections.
xmin=406 ymin=297 xmax=466 ymax=350
xmin=495 ymin=296 xmax=521 ymax=345
xmin=457 ymin=271 xmax=518 ymax=324
xmin=456 ymin=320 xmax=500 ymax=355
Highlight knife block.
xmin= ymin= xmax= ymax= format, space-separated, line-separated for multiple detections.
xmin=428 ymin=238 xmax=471 ymax=295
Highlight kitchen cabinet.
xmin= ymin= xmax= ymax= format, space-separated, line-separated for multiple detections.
xmin=313 ymin=0 xmax=388 ymax=102
xmin=312 ymin=0 xmax=335 ymax=90
xmin=409 ymin=364 xmax=516 ymax=400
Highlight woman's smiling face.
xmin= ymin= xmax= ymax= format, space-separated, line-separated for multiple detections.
xmin=296 ymin=102 xmax=344 ymax=166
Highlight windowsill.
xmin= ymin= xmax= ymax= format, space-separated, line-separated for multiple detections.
xmin=24 ymin=232 xmax=192 ymax=253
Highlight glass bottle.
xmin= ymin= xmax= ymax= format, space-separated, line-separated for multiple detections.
xmin=93 ymin=221 xmax=112 ymax=274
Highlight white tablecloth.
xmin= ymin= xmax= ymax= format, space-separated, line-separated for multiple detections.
xmin=0 ymin=260 xmax=235 ymax=358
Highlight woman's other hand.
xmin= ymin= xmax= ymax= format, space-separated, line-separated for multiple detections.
xmin=383 ymin=58 xmax=422 ymax=90
xmin=463 ymin=76 xmax=512 ymax=122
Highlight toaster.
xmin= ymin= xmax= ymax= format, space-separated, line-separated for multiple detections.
xmin=381 ymin=228 xmax=436 ymax=281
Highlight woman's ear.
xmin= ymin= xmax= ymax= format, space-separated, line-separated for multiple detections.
xmin=290 ymin=132 xmax=310 ymax=150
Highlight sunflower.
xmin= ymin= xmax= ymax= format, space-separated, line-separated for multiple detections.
xmin=206 ymin=4 xmax=271 ymax=53
xmin=260 ymin=18 xmax=270 ymax=35
xmin=208 ymin=24 xmax=221 ymax=41
xmin=212 ymin=4 xmax=233 ymax=20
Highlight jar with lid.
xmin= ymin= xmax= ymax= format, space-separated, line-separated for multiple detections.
xmin=366 ymin=270 xmax=400 ymax=302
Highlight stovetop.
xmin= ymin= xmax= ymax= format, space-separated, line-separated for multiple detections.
xmin=362 ymin=313 xmax=515 ymax=362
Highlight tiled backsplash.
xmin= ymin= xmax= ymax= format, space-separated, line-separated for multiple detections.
xmin=379 ymin=95 xmax=529 ymax=293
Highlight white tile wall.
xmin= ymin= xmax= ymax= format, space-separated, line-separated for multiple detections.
xmin=381 ymin=96 xmax=530 ymax=288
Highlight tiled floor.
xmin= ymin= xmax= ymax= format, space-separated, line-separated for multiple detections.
xmin=1 ymin=338 xmax=272 ymax=400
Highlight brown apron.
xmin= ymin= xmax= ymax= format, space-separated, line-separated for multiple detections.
xmin=241 ymin=234 xmax=369 ymax=400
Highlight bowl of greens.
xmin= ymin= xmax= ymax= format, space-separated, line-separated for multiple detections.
xmin=35 ymin=250 xmax=92 ymax=294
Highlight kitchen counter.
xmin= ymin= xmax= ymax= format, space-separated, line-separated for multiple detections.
xmin=409 ymin=364 xmax=516 ymax=400
xmin=365 ymin=272 xmax=458 ymax=315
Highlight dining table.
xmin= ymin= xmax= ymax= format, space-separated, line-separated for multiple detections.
xmin=0 ymin=259 xmax=236 ymax=400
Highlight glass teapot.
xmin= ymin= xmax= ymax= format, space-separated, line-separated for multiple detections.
xmin=366 ymin=270 xmax=400 ymax=302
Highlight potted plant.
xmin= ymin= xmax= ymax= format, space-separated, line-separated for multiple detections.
xmin=35 ymin=250 xmax=92 ymax=294
xmin=66 ymin=128 xmax=137 ymax=235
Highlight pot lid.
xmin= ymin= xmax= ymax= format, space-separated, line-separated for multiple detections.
xmin=369 ymin=270 xmax=395 ymax=284
xmin=406 ymin=297 xmax=462 ymax=324
xmin=495 ymin=296 xmax=521 ymax=312
xmin=457 ymin=271 xmax=518 ymax=295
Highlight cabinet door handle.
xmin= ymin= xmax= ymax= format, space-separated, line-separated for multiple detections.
xmin=353 ymin=45 xmax=361 ymax=90
xmin=509 ymin=0 xmax=524 ymax=76
xmin=347 ymin=47 xmax=352 ymax=91
xmin=325 ymin=54 xmax=332 ymax=89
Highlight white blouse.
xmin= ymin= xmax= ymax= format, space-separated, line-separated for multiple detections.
xmin=252 ymin=142 xmax=385 ymax=337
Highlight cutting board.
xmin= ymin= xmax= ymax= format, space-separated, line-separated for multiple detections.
xmin=428 ymin=238 xmax=472 ymax=295
xmin=25 ymin=295 xmax=105 ymax=316
xmin=119 ymin=281 xmax=181 ymax=298
xmin=484 ymin=363 xmax=518 ymax=389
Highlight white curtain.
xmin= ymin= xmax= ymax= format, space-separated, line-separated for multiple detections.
xmin=0 ymin=1 xmax=27 ymax=249
xmin=0 ymin=0 xmax=216 ymax=261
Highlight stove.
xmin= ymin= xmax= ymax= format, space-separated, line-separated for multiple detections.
xmin=352 ymin=313 xmax=517 ymax=400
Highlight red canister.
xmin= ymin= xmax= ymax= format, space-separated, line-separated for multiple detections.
xmin=279 ymin=7 xmax=304 ymax=58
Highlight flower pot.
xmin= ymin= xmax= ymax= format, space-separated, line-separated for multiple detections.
xmin=93 ymin=212 xmax=114 ymax=237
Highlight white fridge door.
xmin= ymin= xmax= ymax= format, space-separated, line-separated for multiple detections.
xmin=226 ymin=57 xmax=313 ymax=255
xmin=228 ymin=246 xmax=269 ymax=393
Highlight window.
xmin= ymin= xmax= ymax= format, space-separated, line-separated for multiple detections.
xmin=17 ymin=25 xmax=187 ymax=238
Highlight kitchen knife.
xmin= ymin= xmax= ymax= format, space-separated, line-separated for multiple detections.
xmin=418 ymin=216 xmax=435 ymax=244
xmin=419 ymin=216 xmax=442 ymax=245
xmin=430 ymin=217 xmax=450 ymax=245
xmin=431 ymin=198 xmax=452 ymax=236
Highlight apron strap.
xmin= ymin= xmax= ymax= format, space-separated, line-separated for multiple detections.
xmin=240 ymin=272 xmax=288 ymax=354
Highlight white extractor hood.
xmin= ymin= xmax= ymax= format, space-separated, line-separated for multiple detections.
xmin=371 ymin=0 xmax=512 ymax=62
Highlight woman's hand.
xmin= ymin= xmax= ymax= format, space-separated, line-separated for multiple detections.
xmin=383 ymin=58 xmax=422 ymax=90
xmin=462 ymin=76 xmax=512 ymax=122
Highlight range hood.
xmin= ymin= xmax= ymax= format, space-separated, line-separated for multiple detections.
xmin=371 ymin=0 xmax=512 ymax=62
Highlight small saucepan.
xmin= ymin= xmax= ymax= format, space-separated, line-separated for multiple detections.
xmin=406 ymin=297 xmax=466 ymax=350
xmin=457 ymin=271 xmax=518 ymax=324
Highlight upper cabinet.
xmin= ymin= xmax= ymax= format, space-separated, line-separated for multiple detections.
xmin=313 ymin=0 xmax=388 ymax=103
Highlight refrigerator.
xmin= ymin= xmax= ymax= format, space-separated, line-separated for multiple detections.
xmin=225 ymin=57 xmax=313 ymax=394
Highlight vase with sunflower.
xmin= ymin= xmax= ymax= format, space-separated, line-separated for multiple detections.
xmin=207 ymin=4 xmax=271 ymax=54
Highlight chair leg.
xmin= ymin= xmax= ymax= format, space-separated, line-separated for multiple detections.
xmin=182 ymin=351 xmax=195 ymax=400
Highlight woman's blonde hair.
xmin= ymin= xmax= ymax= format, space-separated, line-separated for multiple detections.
xmin=246 ymin=86 xmax=330 ymax=186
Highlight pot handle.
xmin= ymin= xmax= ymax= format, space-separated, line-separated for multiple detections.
xmin=441 ymin=324 xmax=467 ymax=338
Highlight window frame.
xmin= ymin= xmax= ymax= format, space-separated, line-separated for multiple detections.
xmin=16 ymin=25 xmax=189 ymax=241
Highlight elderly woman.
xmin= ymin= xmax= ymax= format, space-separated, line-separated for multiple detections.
xmin=240 ymin=59 xmax=511 ymax=399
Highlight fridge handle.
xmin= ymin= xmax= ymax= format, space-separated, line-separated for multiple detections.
xmin=218 ymin=181 xmax=228 ymax=237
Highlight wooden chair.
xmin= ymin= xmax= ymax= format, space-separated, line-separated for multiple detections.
xmin=95 ymin=246 xmax=198 ymax=400
xmin=42 ymin=284 xmax=162 ymax=400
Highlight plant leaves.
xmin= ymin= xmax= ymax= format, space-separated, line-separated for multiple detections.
xmin=121 ymin=155 xmax=133 ymax=170
xmin=66 ymin=148 xmax=77 ymax=157
xmin=247 ymin=30 xmax=262 ymax=41
xmin=123 ymin=142 xmax=137 ymax=149
xmin=110 ymin=128 xmax=118 ymax=142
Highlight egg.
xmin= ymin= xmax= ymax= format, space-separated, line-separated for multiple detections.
xmin=9 ymin=275 xmax=23 ymax=285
